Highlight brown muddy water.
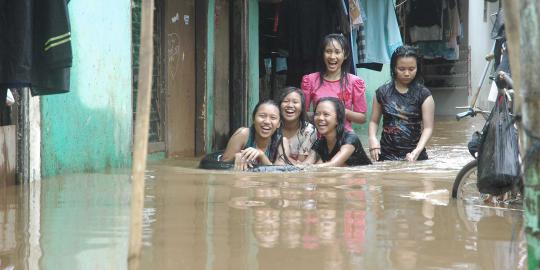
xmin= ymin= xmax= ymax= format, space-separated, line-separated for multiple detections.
xmin=0 ymin=117 xmax=526 ymax=270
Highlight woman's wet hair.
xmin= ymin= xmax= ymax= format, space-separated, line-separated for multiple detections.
xmin=278 ymin=86 xmax=308 ymax=132
xmin=390 ymin=45 xmax=424 ymax=85
xmin=251 ymin=99 xmax=279 ymax=122
xmin=315 ymin=97 xmax=346 ymax=140
xmin=249 ymin=99 xmax=286 ymax=163
xmin=317 ymin=33 xmax=352 ymax=95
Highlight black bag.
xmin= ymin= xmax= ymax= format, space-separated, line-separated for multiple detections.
xmin=477 ymin=95 xmax=520 ymax=195
xmin=468 ymin=131 xmax=481 ymax=158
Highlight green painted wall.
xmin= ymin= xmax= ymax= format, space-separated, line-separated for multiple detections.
xmin=354 ymin=66 xmax=391 ymax=141
xmin=40 ymin=1 xmax=132 ymax=177
xmin=206 ymin=0 xmax=216 ymax=152
xmin=248 ymin=0 xmax=259 ymax=123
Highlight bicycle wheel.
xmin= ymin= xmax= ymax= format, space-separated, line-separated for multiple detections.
xmin=452 ymin=160 xmax=481 ymax=200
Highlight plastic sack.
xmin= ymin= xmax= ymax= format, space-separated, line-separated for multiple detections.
xmin=477 ymin=95 xmax=520 ymax=195
xmin=468 ymin=131 xmax=481 ymax=158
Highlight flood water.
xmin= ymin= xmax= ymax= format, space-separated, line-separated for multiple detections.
xmin=0 ymin=117 xmax=527 ymax=270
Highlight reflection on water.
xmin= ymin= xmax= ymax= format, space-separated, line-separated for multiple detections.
xmin=0 ymin=117 xmax=527 ymax=269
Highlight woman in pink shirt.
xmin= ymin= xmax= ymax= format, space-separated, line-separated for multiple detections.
xmin=301 ymin=34 xmax=367 ymax=131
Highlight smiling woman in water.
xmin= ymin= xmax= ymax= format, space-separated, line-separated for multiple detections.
xmin=278 ymin=87 xmax=317 ymax=163
xmin=301 ymin=33 xmax=368 ymax=132
xmin=221 ymin=99 xmax=291 ymax=171
xmin=302 ymin=97 xmax=371 ymax=167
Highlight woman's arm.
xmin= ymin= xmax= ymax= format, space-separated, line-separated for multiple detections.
xmin=347 ymin=77 xmax=368 ymax=124
xmin=345 ymin=109 xmax=366 ymax=125
xmin=301 ymin=150 xmax=319 ymax=165
xmin=368 ymin=96 xmax=383 ymax=161
xmin=316 ymin=144 xmax=355 ymax=167
xmin=406 ymin=96 xmax=435 ymax=161
xmin=274 ymin=137 xmax=291 ymax=165
xmin=222 ymin=128 xmax=249 ymax=162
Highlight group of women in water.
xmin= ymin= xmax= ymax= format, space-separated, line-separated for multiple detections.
xmin=220 ymin=34 xmax=435 ymax=171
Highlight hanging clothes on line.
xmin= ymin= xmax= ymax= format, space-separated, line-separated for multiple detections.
xmin=278 ymin=0 xmax=344 ymax=86
xmin=355 ymin=0 xmax=403 ymax=71
xmin=407 ymin=0 xmax=461 ymax=61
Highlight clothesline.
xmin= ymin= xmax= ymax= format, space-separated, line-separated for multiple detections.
xmin=395 ymin=0 xmax=407 ymax=8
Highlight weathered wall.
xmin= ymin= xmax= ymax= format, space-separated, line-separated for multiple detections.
xmin=469 ymin=0 xmax=499 ymax=110
xmin=40 ymin=1 xmax=132 ymax=177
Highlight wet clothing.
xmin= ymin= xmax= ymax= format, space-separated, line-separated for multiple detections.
xmin=302 ymin=72 xmax=367 ymax=131
xmin=375 ymin=82 xmax=431 ymax=161
xmin=244 ymin=127 xmax=283 ymax=164
xmin=287 ymin=122 xmax=317 ymax=161
xmin=311 ymin=130 xmax=371 ymax=166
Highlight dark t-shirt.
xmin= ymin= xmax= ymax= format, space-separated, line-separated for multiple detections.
xmin=311 ymin=131 xmax=372 ymax=166
xmin=376 ymin=82 xmax=432 ymax=161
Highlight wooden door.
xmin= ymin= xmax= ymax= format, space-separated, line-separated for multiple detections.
xmin=165 ymin=0 xmax=196 ymax=157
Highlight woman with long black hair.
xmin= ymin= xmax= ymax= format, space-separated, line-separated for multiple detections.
xmin=368 ymin=45 xmax=435 ymax=162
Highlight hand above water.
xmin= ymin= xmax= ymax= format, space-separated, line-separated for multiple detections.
xmin=405 ymin=148 xmax=421 ymax=162
xmin=368 ymin=139 xmax=381 ymax=161
xmin=234 ymin=148 xmax=263 ymax=171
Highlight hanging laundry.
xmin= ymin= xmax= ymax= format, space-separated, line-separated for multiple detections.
xmin=351 ymin=0 xmax=366 ymax=64
xmin=0 ymin=0 xmax=72 ymax=96
xmin=446 ymin=0 xmax=461 ymax=49
xmin=278 ymin=0 xmax=342 ymax=86
xmin=357 ymin=0 xmax=403 ymax=65
xmin=349 ymin=0 xmax=362 ymax=28
xmin=408 ymin=0 xmax=443 ymax=42
xmin=31 ymin=0 xmax=72 ymax=96
xmin=409 ymin=0 xmax=461 ymax=61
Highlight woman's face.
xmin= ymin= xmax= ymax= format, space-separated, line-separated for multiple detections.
xmin=253 ymin=104 xmax=280 ymax=139
xmin=314 ymin=101 xmax=338 ymax=136
xmin=395 ymin=56 xmax=418 ymax=86
xmin=280 ymin=91 xmax=302 ymax=123
xmin=324 ymin=40 xmax=345 ymax=74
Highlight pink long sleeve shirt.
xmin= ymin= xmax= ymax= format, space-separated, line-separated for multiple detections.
xmin=301 ymin=72 xmax=367 ymax=131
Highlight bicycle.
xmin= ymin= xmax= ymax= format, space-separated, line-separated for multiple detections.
xmin=451 ymin=71 xmax=521 ymax=202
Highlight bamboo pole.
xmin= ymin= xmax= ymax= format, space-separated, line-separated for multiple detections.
xmin=501 ymin=0 xmax=521 ymax=113
xmin=511 ymin=2 xmax=540 ymax=269
xmin=128 ymin=0 xmax=154 ymax=269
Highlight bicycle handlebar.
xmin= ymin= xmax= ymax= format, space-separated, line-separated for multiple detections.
xmin=456 ymin=108 xmax=476 ymax=121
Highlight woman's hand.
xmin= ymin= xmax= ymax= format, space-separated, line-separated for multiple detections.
xmin=240 ymin=147 xmax=263 ymax=163
xmin=405 ymin=148 xmax=421 ymax=162
xmin=234 ymin=153 xmax=250 ymax=171
xmin=368 ymin=138 xmax=381 ymax=161
xmin=234 ymin=147 xmax=263 ymax=171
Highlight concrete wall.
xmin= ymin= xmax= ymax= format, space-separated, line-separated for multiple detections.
xmin=40 ymin=1 xmax=132 ymax=177
xmin=468 ymin=0 xmax=500 ymax=110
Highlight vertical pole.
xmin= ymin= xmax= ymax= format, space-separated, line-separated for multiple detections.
xmin=17 ymin=88 xmax=30 ymax=183
xmin=230 ymin=0 xmax=249 ymax=132
xmin=128 ymin=0 xmax=154 ymax=269
xmin=501 ymin=0 xmax=521 ymax=113
xmin=513 ymin=2 xmax=540 ymax=269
